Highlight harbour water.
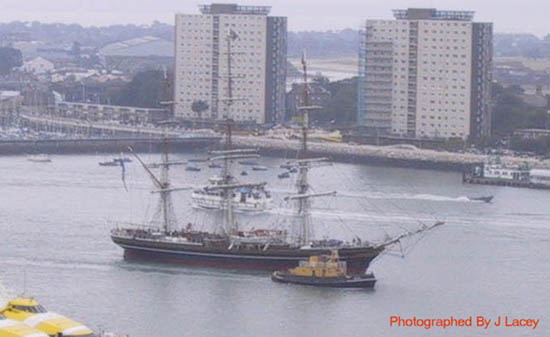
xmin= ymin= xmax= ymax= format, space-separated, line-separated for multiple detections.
xmin=1 ymin=153 xmax=549 ymax=336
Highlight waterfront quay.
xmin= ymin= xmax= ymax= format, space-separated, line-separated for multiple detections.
xmin=9 ymin=114 xmax=550 ymax=172
xmin=0 ymin=114 xmax=221 ymax=154
xmin=233 ymin=136 xmax=550 ymax=172
xmin=19 ymin=114 xmax=179 ymax=138
xmin=0 ymin=137 xmax=220 ymax=155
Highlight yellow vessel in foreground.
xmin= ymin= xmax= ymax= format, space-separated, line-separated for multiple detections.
xmin=271 ymin=251 xmax=376 ymax=288
xmin=0 ymin=298 xmax=93 ymax=337
xmin=0 ymin=314 xmax=48 ymax=337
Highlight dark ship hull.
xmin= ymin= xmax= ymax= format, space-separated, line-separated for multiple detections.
xmin=271 ymin=271 xmax=377 ymax=288
xmin=111 ymin=234 xmax=383 ymax=274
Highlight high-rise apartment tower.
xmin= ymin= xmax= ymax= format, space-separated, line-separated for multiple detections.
xmin=358 ymin=8 xmax=492 ymax=140
xmin=174 ymin=3 xmax=287 ymax=124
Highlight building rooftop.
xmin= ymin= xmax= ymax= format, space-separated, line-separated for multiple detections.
xmin=392 ymin=8 xmax=475 ymax=21
xmin=199 ymin=3 xmax=271 ymax=15
xmin=99 ymin=36 xmax=173 ymax=57
xmin=0 ymin=91 xmax=21 ymax=100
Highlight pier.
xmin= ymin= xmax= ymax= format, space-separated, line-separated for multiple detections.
xmin=19 ymin=114 xmax=180 ymax=138
xmin=0 ymin=114 xmax=221 ymax=155
xmin=0 ymin=137 xmax=220 ymax=155
xmin=462 ymin=174 xmax=550 ymax=190
xmin=8 ymin=114 xmax=550 ymax=173
xmin=233 ymin=136 xmax=550 ymax=172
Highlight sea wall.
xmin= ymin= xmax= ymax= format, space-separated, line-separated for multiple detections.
xmin=0 ymin=137 xmax=220 ymax=155
xmin=232 ymin=136 xmax=550 ymax=172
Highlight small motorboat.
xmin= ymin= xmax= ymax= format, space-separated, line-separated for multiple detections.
xmin=239 ymin=160 xmax=260 ymax=166
xmin=468 ymin=195 xmax=494 ymax=203
xmin=99 ymin=160 xmax=120 ymax=167
xmin=27 ymin=154 xmax=51 ymax=163
xmin=114 ymin=157 xmax=132 ymax=163
xmin=208 ymin=163 xmax=222 ymax=169
xmin=186 ymin=165 xmax=201 ymax=172
xmin=271 ymin=250 xmax=376 ymax=288
xmin=99 ymin=158 xmax=127 ymax=166
xmin=278 ymin=171 xmax=290 ymax=179
xmin=241 ymin=171 xmax=248 ymax=176
xmin=252 ymin=165 xmax=268 ymax=171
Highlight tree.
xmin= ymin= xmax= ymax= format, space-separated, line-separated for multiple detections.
xmin=312 ymin=73 xmax=329 ymax=87
xmin=0 ymin=47 xmax=22 ymax=75
xmin=111 ymin=70 xmax=171 ymax=108
xmin=191 ymin=100 xmax=209 ymax=119
xmin=313 ymin=77 xmax=358 ymax=125
xmin=492 ymin=89 xmax=528 ymax=135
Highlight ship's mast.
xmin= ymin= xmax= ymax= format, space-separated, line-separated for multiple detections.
xmin=215 ymin=29 xmax=241 ymax=235
xmin=159 ymin=138 xmax=173 ymax=232
xmin=128 ymin=137 xmax=189 ymax=234
xmin=210 ymin=29 xmax=268 ymax=237
xmin=301 ymin=55 xmax=309 ymax=156
xmin=296 ymin=55 xmax=312 ymax=244
xmin=222 ymin=29 xmax=236 ymax=235
xmin=289 ymin=53 xmax=333 ymax=246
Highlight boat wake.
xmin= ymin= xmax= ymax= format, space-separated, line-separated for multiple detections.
xmin=269 ymin=188 xmax=479 ymax=203
xmin=267 ymin=207 xmax=437 ymax=224
xmin=337 ymin=191 xmax=476 ymax=203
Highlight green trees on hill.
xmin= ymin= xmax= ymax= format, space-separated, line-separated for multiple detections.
xmin=112 ymin=70 xmax=172 ymax=108
xmin=316 ymin=77 xmax=358 ymax=125
xmin=491 ymin=83 xmax=549 ymax=136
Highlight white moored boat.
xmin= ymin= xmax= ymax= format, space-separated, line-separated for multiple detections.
xmin=191 ymin=176 xmax=272 ymax=212
xmin=27 ymin=154 xmax=51 ymax=163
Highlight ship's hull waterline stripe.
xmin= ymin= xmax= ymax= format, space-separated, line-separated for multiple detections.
xmin=117 ymin=243 xmax=374 ymax=262
xmin=118 ymin=243 xmax=306 ymax=260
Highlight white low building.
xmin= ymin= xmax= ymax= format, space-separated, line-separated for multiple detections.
xmin=20 ymin=56 xmax=54 ymax=74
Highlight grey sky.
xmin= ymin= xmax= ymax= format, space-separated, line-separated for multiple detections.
xmin=0 ymin=0 xmax=546 ymax=36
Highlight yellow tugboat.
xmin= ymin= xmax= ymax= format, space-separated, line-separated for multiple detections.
xmin=0 ymin=313 xmax=48 ymax=337
xmin=0 ymin=298 xmax=94 ymax=337
xmin=271 ymin=251 xmax=376 ymax=288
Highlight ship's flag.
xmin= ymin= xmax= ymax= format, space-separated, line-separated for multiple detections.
xmin=118 ymin=159 xmax=128 ymax=192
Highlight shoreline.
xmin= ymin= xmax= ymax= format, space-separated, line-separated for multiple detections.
xmin=0 ymin=137 xmax=220 ymax=155
xmin=3 ymin=136 xmax=549 ymax=173
xmin=232 ymin=136 xmax=550 ymax=172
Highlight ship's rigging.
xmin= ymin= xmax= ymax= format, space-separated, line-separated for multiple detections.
xmin=110 ymin=30 xmax=445 ymax=275
xmin=128 ymin=139 xmax=190 ymax=233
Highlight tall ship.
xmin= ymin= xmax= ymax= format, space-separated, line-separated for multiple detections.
xmin=110 ymin=33 xmax=443 ymax=274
